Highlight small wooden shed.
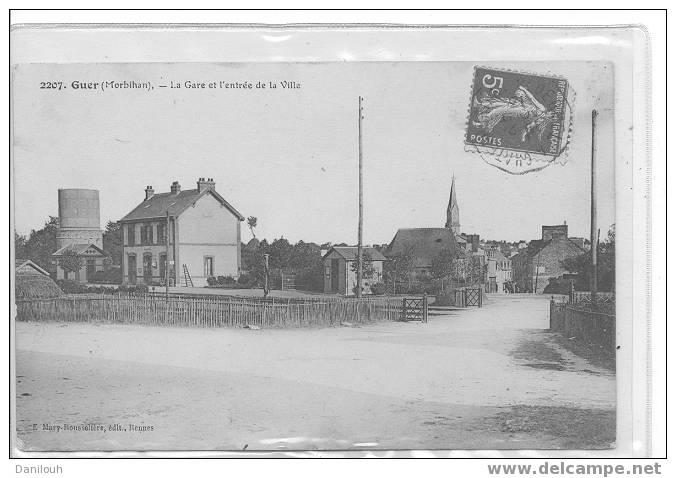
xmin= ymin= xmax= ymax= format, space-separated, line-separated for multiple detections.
xmin=322 ymin=246 xmax=387 ymax=295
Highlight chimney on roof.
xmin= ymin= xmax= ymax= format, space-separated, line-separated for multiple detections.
xmin=144 ymin=185 xmax=154 ymax=201
xmin=170 ymin=181 xmax=181 ymax=195
xmin=197 ymin=177 xmax=215 ymax=193
xmin=542 ymin=224 xmax=568 ymax=241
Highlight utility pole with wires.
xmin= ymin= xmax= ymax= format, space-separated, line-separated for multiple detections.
xmin=590 ymin=110 xmax=598 ymax=305
xmin=356 ymin=96 xmax=364 ymax=299
xmin=165 ymin=211 xmax=170 ymax=302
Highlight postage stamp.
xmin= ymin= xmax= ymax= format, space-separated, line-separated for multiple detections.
xmin=465 ymin=67 xmax=574 ymax=175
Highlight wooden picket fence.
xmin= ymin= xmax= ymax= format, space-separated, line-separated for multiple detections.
xmin=14 ymin=294 xmax=402 ymax=329
xmin=550 ymin=299 xmax=615 ymax=351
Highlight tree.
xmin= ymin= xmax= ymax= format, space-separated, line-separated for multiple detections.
xmin=453 ymin=253 xmax=485 ymax=285
xmin=248 ymin=239 xmax=270 ymax=287
xmin=350 ymin=252 xmax=376 ymax=295
xmin=17 ymin=216 xmax=59 ymax=272
xmin=247 ymin=216 xmax=258 ymax=239
xmin=290 ymin=241 xmax=324 ymax=291
xmin=430 ymin=249 xmax=456 ymax=282
xmin=103 ymin=221 xmax=123 ymax=266
xmin=383 ymin=246 xmax=416 ymax=294
xmin=14 ymin=233 xmax=27 ymax=259
xmin=561 ymin=224 xmax=615 ymax=292
xmin=245 ymin=238 xmax=326 ymax=292
xmin=59 ymin=249 xmax=84 ymax=276
xmin=259 ymin=237 xmax=291 ymax=271
xmin=430 ymin=249 xmax=457 ymax=280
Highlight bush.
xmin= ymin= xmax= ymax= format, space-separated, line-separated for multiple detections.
xmin=543 ymin=277 xmax=573 ymax=295
xmin=88 ymin=267 xmax=122 ymax=284
xmin=206 ymin=275 xmax=244 ymax=288
xmin=296 ymin=268 xmax=324 ymax=292
xmin=370 ymin=282 xmax=388 ymax=295
xmin=237 ymin=273 xmax=254 ymax=286
xmin=401 ymin=281 xmax=438 ymax=295
xmin=56 ymin=279 xmax=151 ymax=296
xmin=217 ymin=275 xmax=237 ymax=286
xmin=117 ymin=284 xmax=149 ymax=295
xmin=435 ymin=290 xmax=456 ymax=306
xmin=56 ymin=279 xmax=88 ymax=294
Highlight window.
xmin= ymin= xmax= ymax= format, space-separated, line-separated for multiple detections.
xmin=127 ymin=225 xmax=135 ymax=246
xmin=140 ymin=224 xmax=154 ymax=245
xmin=157 ymin=223 xmax=166 ymax=244
xmin=204 ymin=256 xmax=214 ymax=277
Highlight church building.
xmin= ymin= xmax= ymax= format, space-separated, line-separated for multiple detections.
xmin=445 ymin=175 xmax=461 ymax=235
xmin=385 ymin=176 xmax=461 ymax=275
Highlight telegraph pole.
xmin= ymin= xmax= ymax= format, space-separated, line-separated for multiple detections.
xmin=356 ymin=96 xmax=364 ymax=299
xmin=263 ymin=253 xmax=270 ymax=298
xmin=590 ymin=110 xmax=598 ymax=305
xmin=165 ymin=211 xmax=170 ymax=301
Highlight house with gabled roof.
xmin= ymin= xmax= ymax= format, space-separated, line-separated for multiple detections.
xmin=119 ymin=178 xmax=244 ymax=287
xmin=322 ymin=246 xmax=387 ymax=295
xmin=385 ymin=228 xmax=458 ymax=275
xmin=512 ymin=224 xmax=586 ymax=293
xmin=52 ymin=243 xmax=107 ymax=282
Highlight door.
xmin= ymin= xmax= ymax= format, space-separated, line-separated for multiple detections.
xmin=143 ymin=253 xmax=153 ymax=284
xmin=330 ymin=259 xmax=340 ymax=293
xmin=86 ymin=259 xmax=96 ymax=283
xmin=159 ymin=254 xmax=167 ymax=284
xmin=128 ymin=255 xmax=137 ymax=284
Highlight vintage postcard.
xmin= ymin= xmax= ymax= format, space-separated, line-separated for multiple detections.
xmin=12 ymin=59 xmax=617 ymax=453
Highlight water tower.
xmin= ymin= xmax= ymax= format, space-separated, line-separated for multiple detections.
xmin=56 ymin=189 xmax=103 ymax=249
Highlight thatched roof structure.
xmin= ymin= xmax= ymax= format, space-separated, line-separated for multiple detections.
xmin=15 ymin=260 xmax=62 ymax=300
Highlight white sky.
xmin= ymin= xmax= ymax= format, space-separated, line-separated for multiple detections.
xmin=12 ymin=61 xmax=614 ymax=244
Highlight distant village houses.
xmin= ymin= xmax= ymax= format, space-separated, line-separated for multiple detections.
xmin=485 ymin=248 xmax=512 ymax=293
xmin=119 ymin=178 xmax=244 ymax=287
xmin=512 ymin=224 xmax=586 ymax=293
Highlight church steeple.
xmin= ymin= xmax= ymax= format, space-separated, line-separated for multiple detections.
xmin=445 ymin=175 xmax=461 ymax=234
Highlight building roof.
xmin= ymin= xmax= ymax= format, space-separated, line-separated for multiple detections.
xmin=15 ymin=259 xmax=50 ymax=276
xmin=120 ymin=188 xmax=244 ymax=222
xmin=52 ymin=243 xmax=106 ymax=257
xmin=385 ymin=228 xmax=458 ymax=268
xmin=15 ymin=274 xmax=63 ymax=300
xmin=487 ymin=248 xmax=509 ymax=261
xmin=324 ymin=246 xmax=388 ymax=262
xmin=518 ymin=235 xmax=585 ymax=260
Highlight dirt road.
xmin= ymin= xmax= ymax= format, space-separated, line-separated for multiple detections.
xmin=14 ymin=294 xmax=615 ymax=452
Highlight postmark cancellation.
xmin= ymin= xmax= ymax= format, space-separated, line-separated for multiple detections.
xmin=465 ymin=67 xmax=574 ymax=175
